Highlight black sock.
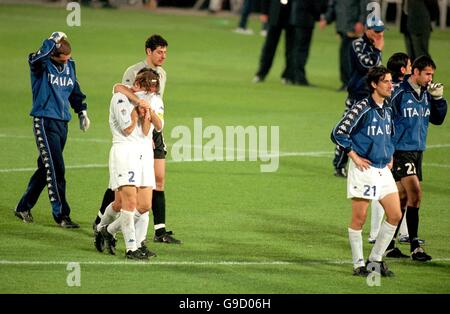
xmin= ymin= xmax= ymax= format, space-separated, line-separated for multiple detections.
xmin=95 ymin=188 xmax=115 ymax=224
xmin=406 ymin=206 xmax=420 ymax=252
xmin=152 ymin=190 xmax=166 ymax=236
xmin=387 ymin=208 xmax=405 ymax=250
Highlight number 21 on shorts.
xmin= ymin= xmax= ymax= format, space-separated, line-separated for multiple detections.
xmin=363 ymin=185 xmax=377 ymax=197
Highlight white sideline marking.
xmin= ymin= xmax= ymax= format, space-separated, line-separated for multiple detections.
xmin=0 ymin=260 xmax=292 ymax=266
xmin=2 ymin=134 xmax=450 ymax=150
xmin=2 ymin=161 xmax=449 ymax=173
xmin=1 ymin=133 xmax=449 ymax=172
xmin=0 ymin=258 xmax=449 ymax=266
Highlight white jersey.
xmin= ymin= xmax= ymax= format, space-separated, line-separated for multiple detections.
xmin=108 ymin=92 xmax=155 ymax=190
xmin=122 ymin=60 xmax=167 ymax=99
xmin=129 ymin=89 xmax=165 ymax=132
xmin=109 ymin=93 xmax=147 ymax=144
xmin=148 ymin=92 xmax=165 ymax=131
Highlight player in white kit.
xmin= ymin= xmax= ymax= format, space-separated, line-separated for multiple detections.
xmin=97 ymin=69 xmax=162 ymax=260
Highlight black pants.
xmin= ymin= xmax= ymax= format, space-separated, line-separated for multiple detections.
xmin=256 ymin=24 xmax=296 ymax=81
xmin=404 ymin=31 xmax=430 ymax=61
xmin=292 ymin=26 xmax=314 ymax=84
xmin=338 ymin=33 xmax=353 ymax=87
xmin=16 ymin=117 xmax=71 ymax=221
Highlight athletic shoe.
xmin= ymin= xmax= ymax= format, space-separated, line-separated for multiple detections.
xmin=233 ymin=27 xmax=254 ymax=35
xmin=353 ymin=266 xmax=370 ymax=277
xmin=398 ymin=235 xmax=425 ymax=245
xmin=101 ymin=225 xmax=116 ymax=255
xmin=94 ymin=226 xmax=105 ymax=253
xmin=59 ymin=216 xmax=80 ymax=228
xmin=14 ymin=209 xmax=33 ymax=223
xmin=139 ymin=241 xmax=157 ymax=258
xmin=366 ymin=260 xmax=394 ymax=277
xmin=368 ymin=237 xmax=376 ymax=244
xmin=384 ymin=247 xmax=409 ymax=258
xmin=153 ymin=231 xmax=182 ymax=244
xmin=334 ymin=168 xmax=347 ymax=178
xmin=411 ymin=247 xmax=432 ymax=262
xmin=252 ymin=75 xmax=263 ymax=83
xmin=126 ymin=250 xmax=148 ymax=261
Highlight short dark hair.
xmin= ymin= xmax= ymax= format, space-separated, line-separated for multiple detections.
xmin=134 ymin=68 xmax=160 ymax=92
xmin=412 ymin=55 xmax=436 ymax=72
xmin=367 ymin=66 xmax=391 ymax=93
xmin=145 ymin=34 xmax=168 ymax=52
xmin=387 ymin=52 xmax=409 ymax=80
xmin=52 ymin=39 xmax=71 ymax=57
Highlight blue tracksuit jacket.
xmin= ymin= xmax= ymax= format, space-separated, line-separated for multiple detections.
xmin=331 ymin=96 xmax=395 ymax=168
xmin=29 ymin=39 xmax=87 ymax=121
xmin=390 ymin=78 xmax=447 ymax=151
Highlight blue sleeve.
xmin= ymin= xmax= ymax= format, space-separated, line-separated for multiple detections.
xmin=389 ymin=89 xmax=403 ymax=118
xmin=331 ymin=101 xmax=369 ymax=152
xmin=429 ymin=96 xmax=448 ymax=125
xmin=68 ymin=61 xmax=87 ymax=114
xmin=28 ymin=39 xmax=56 ymax=73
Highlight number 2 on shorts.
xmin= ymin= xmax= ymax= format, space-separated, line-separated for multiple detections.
xmin=128 ymin=171 xmax=135 ymax=183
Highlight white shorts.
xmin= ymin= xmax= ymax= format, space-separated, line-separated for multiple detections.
xmin=347 ymin=159 xmax=398 ymax=200
xmin=109 ymin=143 xmax=155 ymax=191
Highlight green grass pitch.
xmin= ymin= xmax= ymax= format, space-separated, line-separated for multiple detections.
xmin=0 ymin=4 xmax=449 ymax=294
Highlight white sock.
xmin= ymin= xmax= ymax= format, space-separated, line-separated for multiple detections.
xmin=107 ymin=212 xmax=122 ymax=236
xmin=120 ymin=210 xmax=137 ymax=252
xmin=97 ymin=202 xmax=120 ymax=232
xmin=348 ymin=228 xmax=364 ymax=269
xmin=154 ymin=223 xmax=166 ymax=231
xmin=399 ymin=208 xmax=409 ymax=237
xmin=369 ymin=220 xmax=397 ymax=262
xmin=369 ymin=200 xmax=384 ymax=240
xmin=134 ymin=211 xmax=149 ymax=247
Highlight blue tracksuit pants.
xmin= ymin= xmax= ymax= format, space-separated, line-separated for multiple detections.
xmin=16 ymin=117 xmax=71 ymax=221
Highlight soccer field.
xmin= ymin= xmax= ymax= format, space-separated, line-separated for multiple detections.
xmin=0 ymin=4 xmax=449 ymax=294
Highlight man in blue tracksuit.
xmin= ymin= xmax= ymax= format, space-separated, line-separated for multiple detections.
xmin=332 ymin=17 xmax=384 ymax=177
xmin=389 ymin=55 xmax=447 ymax=261
xmin=331 ymin=66 xmax=401 ymax=277
xmin=14 ymin=32 xmax=91 ymax=228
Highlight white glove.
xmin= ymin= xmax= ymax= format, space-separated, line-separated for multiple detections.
xmin=49 ymin=32 xmax=67 ymax=47
xmin=78 ymin=110 xmax=90 ymax=132
xmin=428 ymin=82 xmax=444 ymax=99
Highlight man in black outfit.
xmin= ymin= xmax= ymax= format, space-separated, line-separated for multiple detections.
xmin=253 ymin=0 xmax=325 ymax=86
xmin=400 ymin=0 xmax=439 ymax=61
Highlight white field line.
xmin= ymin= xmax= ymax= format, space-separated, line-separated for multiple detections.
xmin=2 ymin=160 xmax=449 ymax=173
xmin=1 ymin=134 xmax=449 ymax=172
xmin=2 ymin=133 xmax=450 ymax=151
xmin=1 ymin=258 xmax=450 ymax=266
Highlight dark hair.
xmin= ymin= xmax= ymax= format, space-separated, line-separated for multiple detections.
xmin=367 ymin=66 xmax=391 ymax=93
xmin=134 ymin=68 xmax=160 ymax=92
xmin=145 ymin=34 xmax=168 ymax=52
xmin=412 ymin=55 xmax=436 ymax=72
xmin=52 ymin=38 xmax=71 ymax=57
xmin=387 ymin=52 xmax=409 ymax=80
